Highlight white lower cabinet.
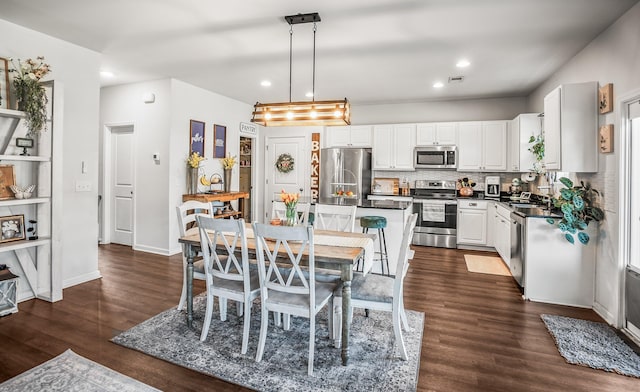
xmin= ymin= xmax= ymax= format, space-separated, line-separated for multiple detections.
xmin=493 ymin=203 xmax=512 ymax=265
xmin=457 ymin=200 xmax=488 ymax=246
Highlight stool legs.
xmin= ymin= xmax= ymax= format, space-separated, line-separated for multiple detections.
xmin=362 ymin=226 xmax=390 ymax=276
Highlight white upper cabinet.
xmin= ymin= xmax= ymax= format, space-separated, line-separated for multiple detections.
xmin=543 ymin=82 xmax=598 ymax=172
xmin=373 ymin=123 xmax=416 ymax=170
xmin=508 ymin=114 xmax=541 ymax=172
xmin=416 ymin=122 xmax=457 ymax=146
xmin=457 ymin=121 xmax=507 ymax=171
xmin=324 ymin=125 xmax=373 ymax=147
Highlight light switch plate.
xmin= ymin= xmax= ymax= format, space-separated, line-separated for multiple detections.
xmin=75 ymin=181 xmax=92 ymax=192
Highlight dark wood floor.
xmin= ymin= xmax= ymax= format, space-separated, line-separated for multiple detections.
xmin=1 ymin=244 xmax=637 ymax=391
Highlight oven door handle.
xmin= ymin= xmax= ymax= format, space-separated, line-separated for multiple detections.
xmin=414 ymin=199 xmax=458 ymax=206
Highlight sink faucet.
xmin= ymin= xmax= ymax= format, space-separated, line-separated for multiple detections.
xmin=537 ymin=185 xmax=553 ymax=210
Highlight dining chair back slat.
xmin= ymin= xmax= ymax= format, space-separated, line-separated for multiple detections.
xmin=271 ymin=201 xmax=311 ymax=226
xmin=314 ymin=204 xmax=357 ymax=232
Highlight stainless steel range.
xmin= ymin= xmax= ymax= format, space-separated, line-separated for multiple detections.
xmin=412 ymin=180 xmax=457 ymax=248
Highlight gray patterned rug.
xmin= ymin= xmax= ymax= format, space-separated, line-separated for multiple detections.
xmin=112 ymin=294 xmax=423 ymax=391
xmin=541 ymin=314 xmax=640 ymax=377
xmin=0 ymin=349 xmax=160 ymax=391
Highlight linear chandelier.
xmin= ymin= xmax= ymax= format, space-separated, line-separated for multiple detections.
xmin=251 ymin=12 xmax=351 ymax=127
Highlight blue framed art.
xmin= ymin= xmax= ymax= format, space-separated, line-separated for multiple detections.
xmin=214 ymin=124 xmax=226 ymax=158
xmin=189 ymin=120 xmax=205 ymax=157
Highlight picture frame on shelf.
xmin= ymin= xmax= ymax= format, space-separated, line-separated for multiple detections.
xmin=189 ymin=119 xmax=205 ymax=157
xmin=0 ymin=57 xmax=10 ymax=110
xmin=598 ymin=83 xmax=613 ymax=114
xmin=0 ymin=165 xmax=16 ymax=200
xmin=213 ymin=124 xmax=226 ymax=158
xmin=0 ymin=214 xmax=25 ymax=243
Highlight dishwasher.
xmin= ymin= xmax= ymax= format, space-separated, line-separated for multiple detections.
xmin=510 ymin=211 xmax=526 ymax=287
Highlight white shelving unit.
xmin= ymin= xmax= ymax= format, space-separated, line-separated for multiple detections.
xmin=0 ymin=80 xmax=62 ymax=303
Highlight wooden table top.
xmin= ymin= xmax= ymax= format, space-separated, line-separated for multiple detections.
xmin=183 ymin=192 xmax=249 ymax=203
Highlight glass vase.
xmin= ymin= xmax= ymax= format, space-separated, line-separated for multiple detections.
xmin=285 ymin=204 xmax=297 ymax=226
xmin=224 ymin=169 xmax=232 ymax=193
xmin=187 ymin=167 xmax=199 ymax=194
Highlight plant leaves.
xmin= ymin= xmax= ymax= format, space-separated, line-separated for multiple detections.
xmin=578 ymin=232 xmax=590 ymax=244
xmin=572 ymin=195 xmax=584 ymax=210
xmin=575 ymin=220 xmax=588 ymax=230
xmin=565 ymin=233 xmax=575 ymax=244
xmin=545 ymin=218 xmax=555 ymax=224
xmin=561 ymin=203 xmax=574 ymax=214
xmin=590 ymin=207 xmax=605 ymax=221
xmin=560 ymin=188 xmax=574 ymax=200
xmin=559 ymin=177 xmax=574 ymax=189
xmin=563 ymin=212 xmax=575 ymax=224
xmin=558 ymin=222 xmax=569 ymax=232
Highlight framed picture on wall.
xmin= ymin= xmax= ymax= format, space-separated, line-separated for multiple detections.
xmin=213 ymin=124 xmax=226 ymax=158
xmin=0 ymin=214 xmax=25 ymax=243
xmin=0 ymin=57 xmax=11 ymax=110
xmin=189 ymin=120 xmax=205 ymax=157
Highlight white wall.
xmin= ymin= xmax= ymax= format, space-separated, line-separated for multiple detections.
xmin=0 ymin=19 xmax=101 ymax=291
xmin=351 ymin=96 xmax=527 ymax=125
xmin=526 ymin=2 xmax=640 ymax=325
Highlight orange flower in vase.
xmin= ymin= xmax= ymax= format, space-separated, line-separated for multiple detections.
xmin=280 ymin=190 xmax=300 ymax=226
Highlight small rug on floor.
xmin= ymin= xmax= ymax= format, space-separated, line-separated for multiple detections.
xmin=541 ymin=314 xmax=640 ymax=378
xmin=112 ymin=294 xmax=424 ymax=391
xmin=464 ymin=254 xmax=511 ymax=276
xmin=0 ymin=349 xmax=160 ymax=392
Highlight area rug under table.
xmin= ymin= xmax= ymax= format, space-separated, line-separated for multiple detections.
xmin=112 ymin=294 xmax=424 ymax=391
xmin=0 ymin=349 xmax=160 ymax=392
xmin=541 ymin=314 xmax=640 ymax=378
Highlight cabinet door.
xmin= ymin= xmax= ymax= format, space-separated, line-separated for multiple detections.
xmin=543 ymin=87 xmax=561 ymax=170
xmin=482 ymin=121 xmax=507 ymax=171
xmin=416 ymin=123 xmax=436 ymax=145
xmin=325 ymin=126 xmax=351 ymax=147
xmin=457 ymin=122 xmax=482 ymax=171
xmin=349 ymin=125 xmax=373 ymax=147
xmin=392 ymin=124 xmax=416 ymax=170
xmin=485 ymin=201 xmax=495 ymax=247
xmin=518 ymin=114 xmax=541 ymax=173
xmin=435 ymin=122 xmax=457 ymax=145
xmin=508 ymin=118 xmax=520 ymax=172
xmin=457 ymin=209 xmax=487 ymax=245
xmin=372 ymin=125 xmax=393 ymax=169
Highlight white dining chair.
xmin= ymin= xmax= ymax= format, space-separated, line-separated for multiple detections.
xmin=176 ymin=200 xmax=214 ymax=311
xmin=252 ymin=222 xmax=339 ymax=375
xmin=334 ymin=213 xmax=418 ymax=360
xmin=271 ymin=200 xmax=311 ymax=226
xmin=196 ymin=216 xmax=260 ymax=354
xmin=313 ymin=203 xmax=357 ymax=232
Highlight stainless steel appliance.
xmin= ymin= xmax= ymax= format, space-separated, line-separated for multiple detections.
xmin=485 ymin=176 xmax=501 ymax=198
xmin=319 ymin=148 xmax=372 ymax=205
xmin=414 ymin=146 xmax=457 ymax=169
xmin=412 ymin=180 xmax=457 ymax=248
xmin=510 ymin=211 xmax=526 ymax=287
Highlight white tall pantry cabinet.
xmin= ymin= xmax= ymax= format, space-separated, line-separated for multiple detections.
xmin=543 ymin=82 xmax=598 ymax=172
xmin=0 ymin=81 xmax=62 ymax=303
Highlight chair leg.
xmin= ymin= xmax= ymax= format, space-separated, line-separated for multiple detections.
xmin=274 ymin=311 xmax=282 ymax=327
xmin=177 ymin=265 xmax=188 ymax=311
xmin=283 ymin=313 xmax=291 ymax=330
xmin=256 ymin=305 xmax=269 ymax=362
xmin=220 ymin=298 xmax=228 ymax=321
xmin=333 ymin=302 xmax=342 ymax=348
xmin=236 ymin=301 xmax=243 ymax=317
xmin=308 ymin=315 xmax=315 ymax=376
xmin=241 ymin=300 xmax=251 ymax=355
xmin=400 ymin=296 xmax=409 ymax=331
xmin=381 ymin=228 xmax=389 ymax=276
xmin=327 ymin=298 xmax=334 ymax=341
xmin=392 ymin=308 xmax=408 ymax=361
xmin=200 ymin=291 xmax=215 ymax=341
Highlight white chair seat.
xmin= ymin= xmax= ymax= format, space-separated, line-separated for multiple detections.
xmin=212 ymin=268 xmax=260 ymax=293
xmin=266 ymin=282 xmax=336 ymax=310
xmin=345 ymin=272 xmax=394 ymax=304
xmin=192 ymin=259 xmax=205 ymax=274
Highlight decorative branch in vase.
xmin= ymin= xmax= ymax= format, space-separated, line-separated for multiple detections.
xmin=9 ymin=56 xmax=51 ymax=138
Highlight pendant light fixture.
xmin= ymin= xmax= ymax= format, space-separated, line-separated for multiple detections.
xmin=251 ymin=12 xmax=350 ymax=127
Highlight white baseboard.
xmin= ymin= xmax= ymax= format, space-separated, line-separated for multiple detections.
xmin=624 ymin=322 xmax=640 ymax=346
xmin=63 ymin=270 xmax=102 ymax=289
xmin=132 ymin=244 xmax=172 ymax=256
xmin=593 ymin=301 xmax=618 ymax=327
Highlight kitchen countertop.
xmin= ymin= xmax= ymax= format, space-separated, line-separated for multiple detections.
xmin=315 ymin=197 xmax=412 ymax=210
xmin=494 ymin=200 xmax=562 ymax=219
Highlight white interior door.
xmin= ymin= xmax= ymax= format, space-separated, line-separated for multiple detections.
xmin=111 ymin=127 xmax=134 ymax=246
xmin=264 ymin=136 xmax=307 ymax=220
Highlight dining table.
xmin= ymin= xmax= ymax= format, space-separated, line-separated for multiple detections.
xmin=178 ymin=224 xmax=375 ymax=366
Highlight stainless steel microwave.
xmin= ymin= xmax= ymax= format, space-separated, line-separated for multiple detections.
xmin=414 ymin=146 xmax=457 ymax=169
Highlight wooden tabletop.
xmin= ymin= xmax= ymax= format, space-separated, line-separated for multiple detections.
xmin=183 ymin=192 xmax=249 ymax=203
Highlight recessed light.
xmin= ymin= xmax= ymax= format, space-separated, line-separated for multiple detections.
xmin=456 ymin=59 xmax=471 ymax=68
xmin=305 ymin=92 xmax=314 ymax=98
xmin=100 ymin=71 xmax=114 ymax=78
xmin=433 ymin=82 xmax=444 ymax=88
xmin=260 ymin=80 xmax=272 ymax=87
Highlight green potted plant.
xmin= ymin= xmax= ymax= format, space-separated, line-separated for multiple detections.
xmin=10 ymin=56 xmax=51 ymax=137
xmin=528 ymin=133 xmax=545 ymax=174
xmin=545 ymin=177 xmax=604 ymax=245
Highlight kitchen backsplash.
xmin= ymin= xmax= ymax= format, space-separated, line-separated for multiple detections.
xmin=373 ymin=170 xmax=537 ymax=193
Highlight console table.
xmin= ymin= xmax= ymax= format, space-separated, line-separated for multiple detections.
xmin=182 ymin=192 xmax=249 ymax=219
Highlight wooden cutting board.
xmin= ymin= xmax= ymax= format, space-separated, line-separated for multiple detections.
xmin=372 ymin=177 xmax=399 ymax=195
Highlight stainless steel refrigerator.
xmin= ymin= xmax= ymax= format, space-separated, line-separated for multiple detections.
xmin=319 ymin=148 xmax=372 ymax=205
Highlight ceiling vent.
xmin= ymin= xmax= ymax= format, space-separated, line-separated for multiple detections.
xmin=448 ymin=76 xmax=465 ymax=84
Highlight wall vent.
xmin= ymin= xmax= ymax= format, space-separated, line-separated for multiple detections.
xmin=448 ymin=76 xmax=465 ymax=83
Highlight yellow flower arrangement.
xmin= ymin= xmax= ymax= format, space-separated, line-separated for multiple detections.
xmin=187 ymin=152 xmax=205 ymax=168
xmin=280 ymin=189 xmax=299 ymax=208
xmin=221 ymin=154 xmax=237 ymax=169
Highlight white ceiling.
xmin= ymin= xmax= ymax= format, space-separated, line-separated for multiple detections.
xmin=1 ymin=0 xmax=638 ymax=105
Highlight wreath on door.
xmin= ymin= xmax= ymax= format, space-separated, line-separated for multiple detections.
xmin=275 ymin=153 xmax=295 ymax=173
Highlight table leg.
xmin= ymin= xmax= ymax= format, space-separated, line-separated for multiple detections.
xmin=185 ymin=244 xmax=195 ymax=328
xmin=340 ymin=263 xmax=353 ymax=366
